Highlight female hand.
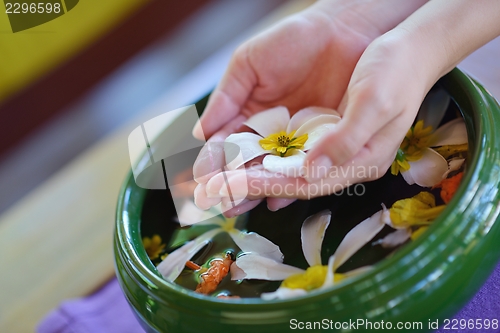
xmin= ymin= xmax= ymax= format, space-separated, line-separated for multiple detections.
xmin=192 ymin=0 xmax=428 ymax=216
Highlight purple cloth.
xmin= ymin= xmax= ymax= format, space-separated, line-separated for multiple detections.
xmin=38 ymin=264 xmax=500 ymax=333
xmin=37 ymin=278 xmax=143 ymax=333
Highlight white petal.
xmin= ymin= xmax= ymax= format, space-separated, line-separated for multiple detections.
xmin=230 ymin=254 xmax=304 ymax=281
xmin=333 ymin=210 xmax=386 ymax=271
xmin=320 ymin=255 xmax=336 ymax=290
xmin=286 ymin=106 xmax=341 ymax=133
xmin=301 ymin=210 xmax=331 ymax=267
xmin=261 ymin=287 xmax=308 ymax=300
xmin=343 ymin=266 xmax=373 ymax=278
xmin=417 ymin=88 xmax=450 ymax=129
xmin=225 ymin=132 xmax=268 ymax=170
xmin=262 ymin=150 xmax=306 ymax=177
xmin=294 ymin=115 xmax=341 ymax=151
xmin=431 ymin=118 xmax=468 ymax=147
xmin=244 ymin=106 xmax=290 ymax=137
xmin=228 ymin=230 xmax=284 ymax=262
xmin=442 ymin=158 xmax=465 ymax=179
xmin=373 ymin=229 xmax=411 ymax=248
xmin=157 ymin=228 xmax=222 ymax=281
xmin=401 ymin=169 xmax=416 ymax=185
xmin=404 ymin=148 xmax=449 ymax=187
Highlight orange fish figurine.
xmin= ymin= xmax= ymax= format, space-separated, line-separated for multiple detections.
xmin=195 ymin=252 xmax=235 ymax=295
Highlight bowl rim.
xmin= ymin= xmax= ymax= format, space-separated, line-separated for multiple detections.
xmin=115 ymin=67 xmax=500 ymax=312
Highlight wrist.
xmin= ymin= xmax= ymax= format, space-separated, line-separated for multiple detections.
xmin=392 ymin=0 xmax=500 ymax=81
xmin=307 ymin=0 xmax=427 ymax=40
xmin=380 ymin=28 xmax=442 ymax=94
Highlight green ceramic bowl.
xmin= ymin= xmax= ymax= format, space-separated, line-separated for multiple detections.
xmin=114 ymin=68 xmax=500 ymax=333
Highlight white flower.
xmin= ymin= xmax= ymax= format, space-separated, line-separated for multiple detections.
xmin=224 ymin=106 xmax=341 ymax=177
xmin=392 ymin=89 xmax=468 ymax=187
xmin=231 ymin=210 xmax=373 ymax=299
xmin=157 ymin=201 xmax=283 ymax=281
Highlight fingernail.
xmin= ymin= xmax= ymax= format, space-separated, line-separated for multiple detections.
xmin=194 ymin=184 xmax=221 ymax=209
xmin=205 ymin=174 xmax=226 ymax=198
xmin=304 ymin=155 xmax=332 ymax=183
xmin=267 ymin=198 xmax=297 ymax=212
xmin=192 ymin=121 xmax=205 ymax=141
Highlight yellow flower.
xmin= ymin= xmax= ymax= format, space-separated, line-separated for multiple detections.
xmin=224 ymin=106 xmax=341 ymax=177
xmin=259 ymin=130 xmax=308 ymax=157
xmin=389 ymin=192 xmax=445 ymax=229
xmin=282 ymin=265 xmax=344 ymax=291
xmin=142 ymin=235 xmax=166 ymax=260
xmin=402 ymin=120 xmax=434 ymax=156
xmin=391 ymin=120 xmax=433 ymax=176
xmin=391 ymin=89 xmax=468 ymax=187
xmin=410 ymin=226 xmax=429 ymax=241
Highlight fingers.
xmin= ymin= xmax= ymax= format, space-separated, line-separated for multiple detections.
xmin=194 ymin=121 xmax=405 ymax=215
xmin=222 ymin=197 xmax=296 ymax=217
xmin=304 ymin=87 xmax=396 ymax=177
xmin=194 ymin=183 xmax=223 ymax=211
xmin=193 ymin=44 xmax=257 ymax=141
xmin=222 ymin=198 xmax=263 ymax=218
xmin=193 ymin=115 xmax=247 ymax=184
xmin=204 ymin=167 xmax=358 ymax=201
xmin=267 ymin=198 xmax=297 ymax=212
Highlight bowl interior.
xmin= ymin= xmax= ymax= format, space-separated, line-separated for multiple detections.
xmin=122 ymin=77 xmax=478 ymax=302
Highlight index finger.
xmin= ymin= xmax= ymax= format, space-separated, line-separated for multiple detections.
xmin=193 ymin=115 xmax=247 ymax=184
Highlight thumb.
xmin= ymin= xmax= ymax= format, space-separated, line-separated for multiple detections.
xmin=192 ymin=45 xmax=257 ymax=141
xmin=303 ymin=90 xmax=392 ymax=181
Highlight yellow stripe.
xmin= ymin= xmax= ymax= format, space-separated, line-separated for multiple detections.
xmin=0 ymin=0 xmax=147 ymax=103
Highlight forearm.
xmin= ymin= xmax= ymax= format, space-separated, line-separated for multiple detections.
xmin=393 ymin=0 xmax=500 ymax=87
xmin=306 ymin=0 xmax=428 ymax=39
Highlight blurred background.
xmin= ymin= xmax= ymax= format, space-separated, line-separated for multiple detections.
xmin=0 ymin=0 xmax=287 ymax=213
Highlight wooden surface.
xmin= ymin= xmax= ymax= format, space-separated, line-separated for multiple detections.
xmin=0 ymin=1 xmax=314 ymax=332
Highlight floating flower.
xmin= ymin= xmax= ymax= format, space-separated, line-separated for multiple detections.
xmin=391 ymin=89 xmax=468 ymax=187
xmin=372 ymin=192 xmax=445 ymax=248
xmin=157 ymin=201 xmax=283 ymax=282
xmin=224 ymin=106 xmax=341 ymax=177
xmin=142 ymin=235 xmax=166 ymax=260
xmin=231 ymin=210 xmax=372 ymax=299
xmin=389 ymin=192 xmax=445 ymax=228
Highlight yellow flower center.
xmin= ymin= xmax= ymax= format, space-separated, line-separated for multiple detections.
xmin=220 ymin=217 xmax=237 ymax=232
xmin=389 ymin=192 xmax=445 ymax=228
xmin=281 ymin=265 xmax=344 ymax=291
xmin=259 ymin=130 xmax=308 ymax=157
xmin=391 ymin=120 xmax=433 ymax=176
